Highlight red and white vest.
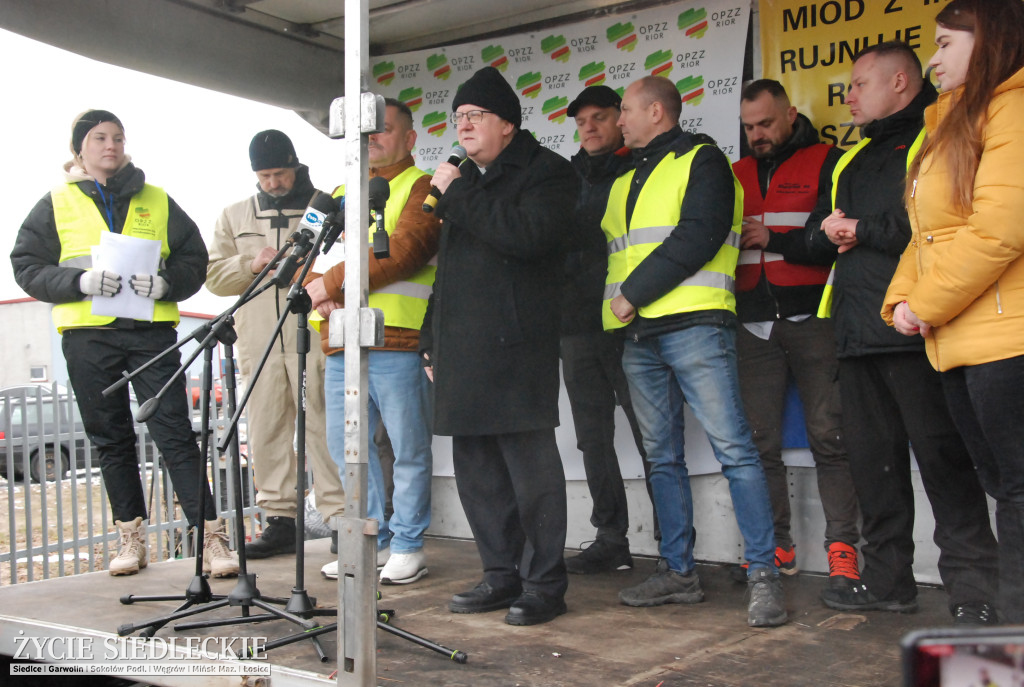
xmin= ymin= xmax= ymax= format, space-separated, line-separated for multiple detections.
xmin=732 ymin=144 xmax=832 ymax=293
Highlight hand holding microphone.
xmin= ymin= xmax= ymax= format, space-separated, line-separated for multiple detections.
xmin=423 ymin=145 xmax=467 ymax=213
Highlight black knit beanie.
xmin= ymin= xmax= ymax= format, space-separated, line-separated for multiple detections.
xmin=451 ymin=67 xmax=522 ymax=128
xmin=71 ymin=110 xmax=124 ymax=156
xmin=249 ymin=130 xmax=299 ymax=171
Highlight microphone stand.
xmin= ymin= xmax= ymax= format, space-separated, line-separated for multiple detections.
xmin=116 ymin=239 xmax=330 ymax=647
xmin=156 ymin=223 xmax=337 ymax=659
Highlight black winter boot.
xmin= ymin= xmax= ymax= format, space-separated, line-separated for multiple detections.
xmin=244 ymin=516 xmax=296 ymax=559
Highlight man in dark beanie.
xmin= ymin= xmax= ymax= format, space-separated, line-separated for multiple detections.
xmin=422 ymin=66 xmax=579 ymax=625
xmin=248 ymin=129 xmax=298 ymax=171
xmin=207 ymin=130 xmax=345 ymax=562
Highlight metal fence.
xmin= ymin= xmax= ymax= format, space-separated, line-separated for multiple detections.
xmin=0 ymin=380 xmax=262 ymax=585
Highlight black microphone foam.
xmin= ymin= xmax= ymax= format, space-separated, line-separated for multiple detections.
xmin=422 ymin=145 xmax=467 ymax=213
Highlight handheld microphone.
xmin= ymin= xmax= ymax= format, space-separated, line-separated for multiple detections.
xmin=273 ymin=191 xmax=335 ymax=286
xmin=369 ymin=176 xmax=391 ymax=259
xmin=422 ymin=145 xmax=467 ymax=213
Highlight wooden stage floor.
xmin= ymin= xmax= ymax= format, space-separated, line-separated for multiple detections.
xmin=0 ymin=535 xmax=956 ymax=686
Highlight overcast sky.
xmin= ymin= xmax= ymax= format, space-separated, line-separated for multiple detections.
xmin=0 ymin=28 xmax=347 ymax=315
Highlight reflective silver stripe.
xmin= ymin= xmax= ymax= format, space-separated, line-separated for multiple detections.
xmin=682 ymin=269 xmax=734 ymax=291
xmin=723 ymin=230 xmax=741 ymax=250
xmin=428 ymin=255 xmax=438 ymax=266
xmin=627 ymin=225 xmax=674 ymax=245
xmin=605 ymin=270 xmax=734 ymax=301
xmin=60 ymin=255 xmax=167 ymax=271
xmin=607 ymin=235 xmax=629 ymax=255
xmin=762 ymin=211 xmax=810 ymax=227
xmin=737 ymin=249 xmax=782 ymax=266
xmin=375 ymin=281 xmax=433 ymax=300
xmin=737 ymin=250 xmax=761 ymax=265
xmin=60 ymin=256 xmax=92 ymax=269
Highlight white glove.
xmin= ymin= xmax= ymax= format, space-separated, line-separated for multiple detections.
xmin=129 ymin=274 xmax=169 ymax=300
xmin=79 ymin=269 xmax=122 ymax=297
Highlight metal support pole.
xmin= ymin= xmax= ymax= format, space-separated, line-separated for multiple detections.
xmin=338 ymin=0 xmax=376 ymax=684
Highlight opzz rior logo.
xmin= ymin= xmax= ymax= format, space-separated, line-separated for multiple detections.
xmin=422 ymin=111 xmax=447 ymax=138
xmin=606 ymin=22 xmax=637 ymax=52
xmin=676 ymin=75 xmax=705 ymax=106
xmin=678 ymin=8 xmax=708 ymax=39
xmin=517 ymin=72 xmax=542 ymax=99
xmin=427 ymin=54 xmax=451 ymax=80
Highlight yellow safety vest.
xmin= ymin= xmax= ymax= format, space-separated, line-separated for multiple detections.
xmin=816 ymin=128 xmax=926 ymax=318
xmin=311 ymin=166 xmax=435 ymax=333
xmin=600 ymin=144 xmax=743 ymax=331
xmin=51 ymin=182 xmax=177 ymax=333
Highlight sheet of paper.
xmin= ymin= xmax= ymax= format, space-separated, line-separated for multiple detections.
xmin=311 ymin=238 xmax=345 ymax=274
xmin=90 ymin=232 xmax=162 ymax=320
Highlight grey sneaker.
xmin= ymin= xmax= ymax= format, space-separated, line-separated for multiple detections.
xmin=618 ymin=559 xmax=703 ymax=607
xmin=748 ymin=568 xmax=788 ymax=627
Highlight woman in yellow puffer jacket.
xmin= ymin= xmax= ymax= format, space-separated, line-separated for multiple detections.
xmin=881 ymin=0 xmax=1024 ymax=624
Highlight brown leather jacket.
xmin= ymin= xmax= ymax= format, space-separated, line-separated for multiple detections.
xmin=318 ymin=156 xmax=441 ymax=354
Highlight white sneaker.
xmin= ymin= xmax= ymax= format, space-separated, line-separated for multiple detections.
xmin=320 ymin=546 xmax=390 ymax=580
xmin=379 ymin=551 xmax=428 ymax=585
xmin=110 ymin=517 xmax=148 ymax=576
xmin=202 ymin=519 xmax=239 ymax=578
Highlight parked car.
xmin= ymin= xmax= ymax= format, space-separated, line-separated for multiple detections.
xmin=189 ymin=377 xmax=224 ymax=409
xmin=0 ymin=386 xmax=89 ymax=483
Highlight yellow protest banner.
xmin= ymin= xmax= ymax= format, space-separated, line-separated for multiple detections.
xmin=759 ymin=0 xmax=946 ymax=148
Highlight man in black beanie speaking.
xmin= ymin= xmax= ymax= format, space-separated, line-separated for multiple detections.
xmin=421 ymin=67 xmax=580 ymax=625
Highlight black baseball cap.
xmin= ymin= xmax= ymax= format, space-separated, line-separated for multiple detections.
xmin=566 ymin=85 xmax=622 ymax=118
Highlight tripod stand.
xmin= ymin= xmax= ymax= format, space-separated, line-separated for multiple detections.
xmin=114 ymin=234 xmax=329 ymax=654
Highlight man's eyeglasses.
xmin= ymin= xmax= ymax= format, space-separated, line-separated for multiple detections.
xmin=450 ymin=110 xmax=494 ymax=125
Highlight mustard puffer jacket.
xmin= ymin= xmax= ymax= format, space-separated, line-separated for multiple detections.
xmin=882 ymin=65 xmax=1024 ymax=372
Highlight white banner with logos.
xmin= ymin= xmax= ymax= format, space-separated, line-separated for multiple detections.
xmin=371 ymin=0 xmax=750 ymax=169
xmin=372 ymin=1 xmax=752 ymax=479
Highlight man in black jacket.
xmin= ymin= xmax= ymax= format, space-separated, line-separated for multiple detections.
xmin=732 ymin=80 xmax=860 ymax=588
xmin=422 ymin=67 xmax=579 ymax=626
xmin=808 ymin=43 xmax=999 ymax=623
xmin=560 ymin=85 xmax=654 ymax=575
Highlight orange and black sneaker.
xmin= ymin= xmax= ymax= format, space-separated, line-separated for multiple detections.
xmin=827 ymin=541 xmax=860 ymax=589
xmin=729 ymin=545 xmax=798 ymax=582
xmin=775 ymin=545 xmax=798 ymax=576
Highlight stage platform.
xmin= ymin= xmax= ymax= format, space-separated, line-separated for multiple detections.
xmin=0 ymin=535 xmax=954 ymax=686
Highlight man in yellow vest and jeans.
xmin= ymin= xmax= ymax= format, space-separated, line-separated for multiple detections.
xmin=11 ymin=110 xmax=238 ymax=578
xmin=306 ymin=99 xmax=441 ymax=585
xmin=605 ymin=77 xmax=786 ymax=627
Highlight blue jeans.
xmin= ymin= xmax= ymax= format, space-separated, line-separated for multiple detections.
xmin=325 ymin=351 xmax=433 ymax=553
xmin=621 ymin=324 xmax=776 ymax=574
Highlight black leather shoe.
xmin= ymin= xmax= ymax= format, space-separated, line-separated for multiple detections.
xmin=244 ymin=516 xmax=296 ymax=559
xmin=504 ymin=591 xmax=567 ymax=626
xmin=449 ymin=582 xmax=522 ymax=614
